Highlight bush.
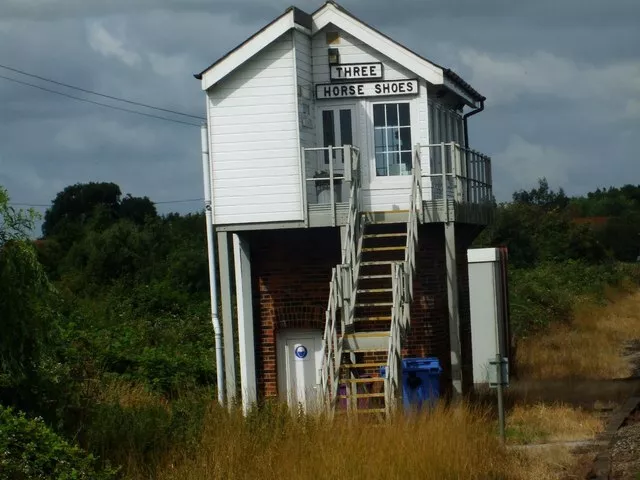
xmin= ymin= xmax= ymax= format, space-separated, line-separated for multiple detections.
xmin=509 ymin=261 xmax=634 ymax=337
xmin=0 ymin=405 xmax=117 ymax=480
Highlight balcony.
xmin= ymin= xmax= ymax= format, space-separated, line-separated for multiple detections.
xmin=301 ymin=143 xmax=494 ymax=227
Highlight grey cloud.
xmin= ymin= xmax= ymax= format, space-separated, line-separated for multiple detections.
xmin=0 ymin=0 xmax=639 ymax=227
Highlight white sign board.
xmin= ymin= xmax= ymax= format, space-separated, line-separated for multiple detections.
xmin=330 ymin=63 xmax=383 ymax=81
xmin=316 ymin=79 xmax=419 ymax=99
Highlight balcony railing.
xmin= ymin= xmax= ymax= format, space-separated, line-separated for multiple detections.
xmin=416 ymin=143 xmax=493 ymax=205
xmin=302 ymin=145 xmax=360 ymax=226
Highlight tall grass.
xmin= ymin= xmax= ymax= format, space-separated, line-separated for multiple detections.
xmin=517 ymin=290 xmax=640 ymax=379
xmin=142 ymin=401 xmax=571 ymax=480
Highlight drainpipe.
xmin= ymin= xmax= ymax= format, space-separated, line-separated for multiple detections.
xmin=463 ymin=100 xmax=485 ymax=149
xmin=201 ymin=123 xmax=225 ymax=406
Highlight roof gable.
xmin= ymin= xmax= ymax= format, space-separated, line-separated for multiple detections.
xmin=195 ymin=2 xmax=484 ymax=106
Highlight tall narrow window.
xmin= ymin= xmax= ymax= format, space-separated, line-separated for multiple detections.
xmin=322 ymin=110 xmax=335 ymax=165
xmin=373 ymin=103 xmax=412 ymax=176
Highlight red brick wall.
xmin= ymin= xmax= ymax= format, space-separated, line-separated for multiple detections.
xmin=246 ymin=223 xmax=482 ymax=400
xmin=247 ymin=228 xmax=340 ymax=399
xmin=408 ymin=223 xmax=483 ymax=397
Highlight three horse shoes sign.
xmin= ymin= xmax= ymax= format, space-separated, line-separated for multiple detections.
xmin=317 ymin=61 xmax=419 ymax=99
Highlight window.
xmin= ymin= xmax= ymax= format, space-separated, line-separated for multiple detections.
xmin=374 ymin=103 xmax=412 ymax=176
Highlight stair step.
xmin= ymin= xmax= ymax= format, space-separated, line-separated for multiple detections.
xmin=359 ymin=274 xmax=392 ymax=280
xmin=354 ymin=408 xmax=387 ymax=414
xmin=341 ymin=362 xmax=387 ymax=369
xmin=342 ymin=377 xmax=385 ymax=384
xmin=360 ymin=260 xmax=397 ymax=266
xmin=357 ymin=288 xmax=392 ymax=294
xmin=355 ymin=302 xmax=393 ymax=307
xmin=355 ymin=316 xmax=392 ymax=322
xmin=337 ymin=393 xmax=385 ymax=399
xmin=363 ymin=233 xmax=407 ymax=239
xmin=344 ymin=347 xmax=388 ymax=353
xmin=362 ymin=246 xmax=405 ymax=253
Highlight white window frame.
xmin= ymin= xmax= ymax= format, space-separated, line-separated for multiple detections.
xmin=367 ymin=97 xmax=419 ymax=187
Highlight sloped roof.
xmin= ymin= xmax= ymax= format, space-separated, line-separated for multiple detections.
xmin=195 ymin=1 xmax=484 ymax=105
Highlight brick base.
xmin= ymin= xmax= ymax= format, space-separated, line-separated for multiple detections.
xmin=245 ymin=223 xmax=483 ymax=400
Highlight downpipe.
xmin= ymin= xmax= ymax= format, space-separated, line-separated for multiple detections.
xmin=201 ymin=123 xmax=225 ymax=406
xmin=463 ymin=100 xmax=484 ymax=149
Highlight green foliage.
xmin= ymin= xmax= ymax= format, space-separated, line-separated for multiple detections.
xmin=508 ymin=261 xmax=636 ymax=337
xmin=81 ymin=388 xmax=208 ymax=474
xmin=0 ymin=405 xmax=117 ymax=480
xmin=0 ymin=188 xmax=55 ymax=381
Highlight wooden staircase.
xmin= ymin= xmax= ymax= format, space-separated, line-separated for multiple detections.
xmin=336 ymin=221 xmax=408 ymax=417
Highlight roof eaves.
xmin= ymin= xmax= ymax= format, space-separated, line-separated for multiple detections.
xmin=444 ymin=69 xmax=486 ymax=102
xmin=194 ymin=6 xmax=309 ymax=81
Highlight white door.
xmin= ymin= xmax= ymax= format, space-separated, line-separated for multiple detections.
xmin=315 ymin=106 xmax=356 ymax=203
xmin=278 ymin=330 xmax=323 ymax=413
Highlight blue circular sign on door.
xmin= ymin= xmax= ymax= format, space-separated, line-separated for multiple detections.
xmin=294 ymin=345 xmax=308 ymax=359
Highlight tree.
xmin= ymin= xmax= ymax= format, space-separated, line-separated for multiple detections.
xmin=512 ymin=178 xmax=569 ymax=211
xmin=43 ymin=182 xmax=122 ymax=238
xmin=0 ymin=187 xmax=54 ymax=380
xmin=119 ymin=194 xmax=157 ymax=225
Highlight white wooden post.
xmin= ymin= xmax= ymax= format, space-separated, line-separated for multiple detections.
xmin=233 ymin=233 xmax=257 ymax=414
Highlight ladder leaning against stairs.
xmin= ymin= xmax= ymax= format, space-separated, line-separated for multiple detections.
xmin=320 ymin=148 xmax=423 ymax=419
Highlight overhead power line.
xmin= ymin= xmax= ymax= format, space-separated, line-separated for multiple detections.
xmin=0 ymin=74 xmax=201 ymax=127
xmin=0 ymin=63 xmax=204 ymax=120
xmin=9 ymin=198 xmax=204 ymax=208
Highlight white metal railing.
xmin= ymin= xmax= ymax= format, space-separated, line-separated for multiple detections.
xmin=416 ymin=142 xmax=493 ymax=206
xmin=385 ymin=152 xmax=422 ymax=415
xmin=318 ymin=146 xmax=363 ymax=417
xmin=303 ymin=145 xmax=360 ymax=226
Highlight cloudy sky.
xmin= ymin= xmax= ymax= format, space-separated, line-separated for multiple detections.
xmin=1 ymin=0 xmax=639 ymax=227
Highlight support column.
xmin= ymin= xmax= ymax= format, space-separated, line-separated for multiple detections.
xmin=217 ymin=231 xmax=237 ymax=408
xmin=339 ymin=225 xmax=347 ymax=262
xmin=445 ymin=223 xmax=463 ymax=397
xmin=233 ymin=233 xmax=257 ymax=414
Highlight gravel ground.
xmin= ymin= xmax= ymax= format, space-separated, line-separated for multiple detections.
xmin=610 ymin=407 xmax=640 ymax=480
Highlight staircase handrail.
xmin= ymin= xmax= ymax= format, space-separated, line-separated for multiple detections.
xmin=320 ymin=145 xmax=363 ymax=418
xmin=385 ymin=147 xmax=424 ymax=414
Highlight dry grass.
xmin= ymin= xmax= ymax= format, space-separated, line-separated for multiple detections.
xmin=150 ymin=402 xmax=544 ymax=480
xmin=516 ymin=291 xmax=640 ymax=380
xmin=506 ymin=403 xmax=603 ymax=444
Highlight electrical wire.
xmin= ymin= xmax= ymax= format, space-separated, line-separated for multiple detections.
xmin=0 ymin=63 xmax=204 ymax=120
xmin=0 ymin=74 xmax=202 ymax=127
xmin=9 ymin=198 xmax=204 ymax=208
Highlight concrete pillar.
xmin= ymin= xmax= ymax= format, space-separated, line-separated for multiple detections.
xmin=217 ymin=231 xmax=236 ymax=408
xmin=445 ymin=223 xmax=463 ymax=397
xmin=233 ymin=233 xmax=257 ymax=414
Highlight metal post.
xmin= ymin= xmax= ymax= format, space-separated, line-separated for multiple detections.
xmin=496 ymin=353 xmax=506 ymax=444
xmin=328 ymin=145 xmax=335 ymax=226
xmin=440 ymin=142 xmax=447 ymax=221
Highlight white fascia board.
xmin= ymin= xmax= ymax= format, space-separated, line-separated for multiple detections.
xmin=312 ymin=5 xmax=444 ymax=86
xmin=201 ymin=11 xmax=295 ymax=91
xmin=467 ymin=248 xmax=499 ymax=264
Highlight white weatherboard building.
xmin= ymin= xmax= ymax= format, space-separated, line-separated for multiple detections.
xmin=196 ymin=1 xmax=493 ymax=417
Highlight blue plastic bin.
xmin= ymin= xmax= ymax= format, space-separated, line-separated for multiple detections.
xmin=381 ymin=357 xmax=442 ymax=412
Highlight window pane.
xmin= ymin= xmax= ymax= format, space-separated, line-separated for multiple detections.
xmin=401 ymin=152 xmax=412 ymax=174
xmin=388 ymin=152 xmax=400 ymax=175
xmin=322 ymin=110 xmax=335 ymax=164
xmin=399 ymin=103 xmax=410 ymax=126
xmin=387 ymin=104 xmax=398 ymax=126
xmin=374 ymin=129 xmax=386 ymax=153
xmin=373 ymin=104 xmax=385 ymax=127
xmin=339 ymin=109 xmax=352 ymax=146
xmin=376 ymin=153 xmax=387 ymax=176
xmin=386 ymin=129 xmax=399 ymax=151
xmin=399 ymin=127 xmax=411 ymax=151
